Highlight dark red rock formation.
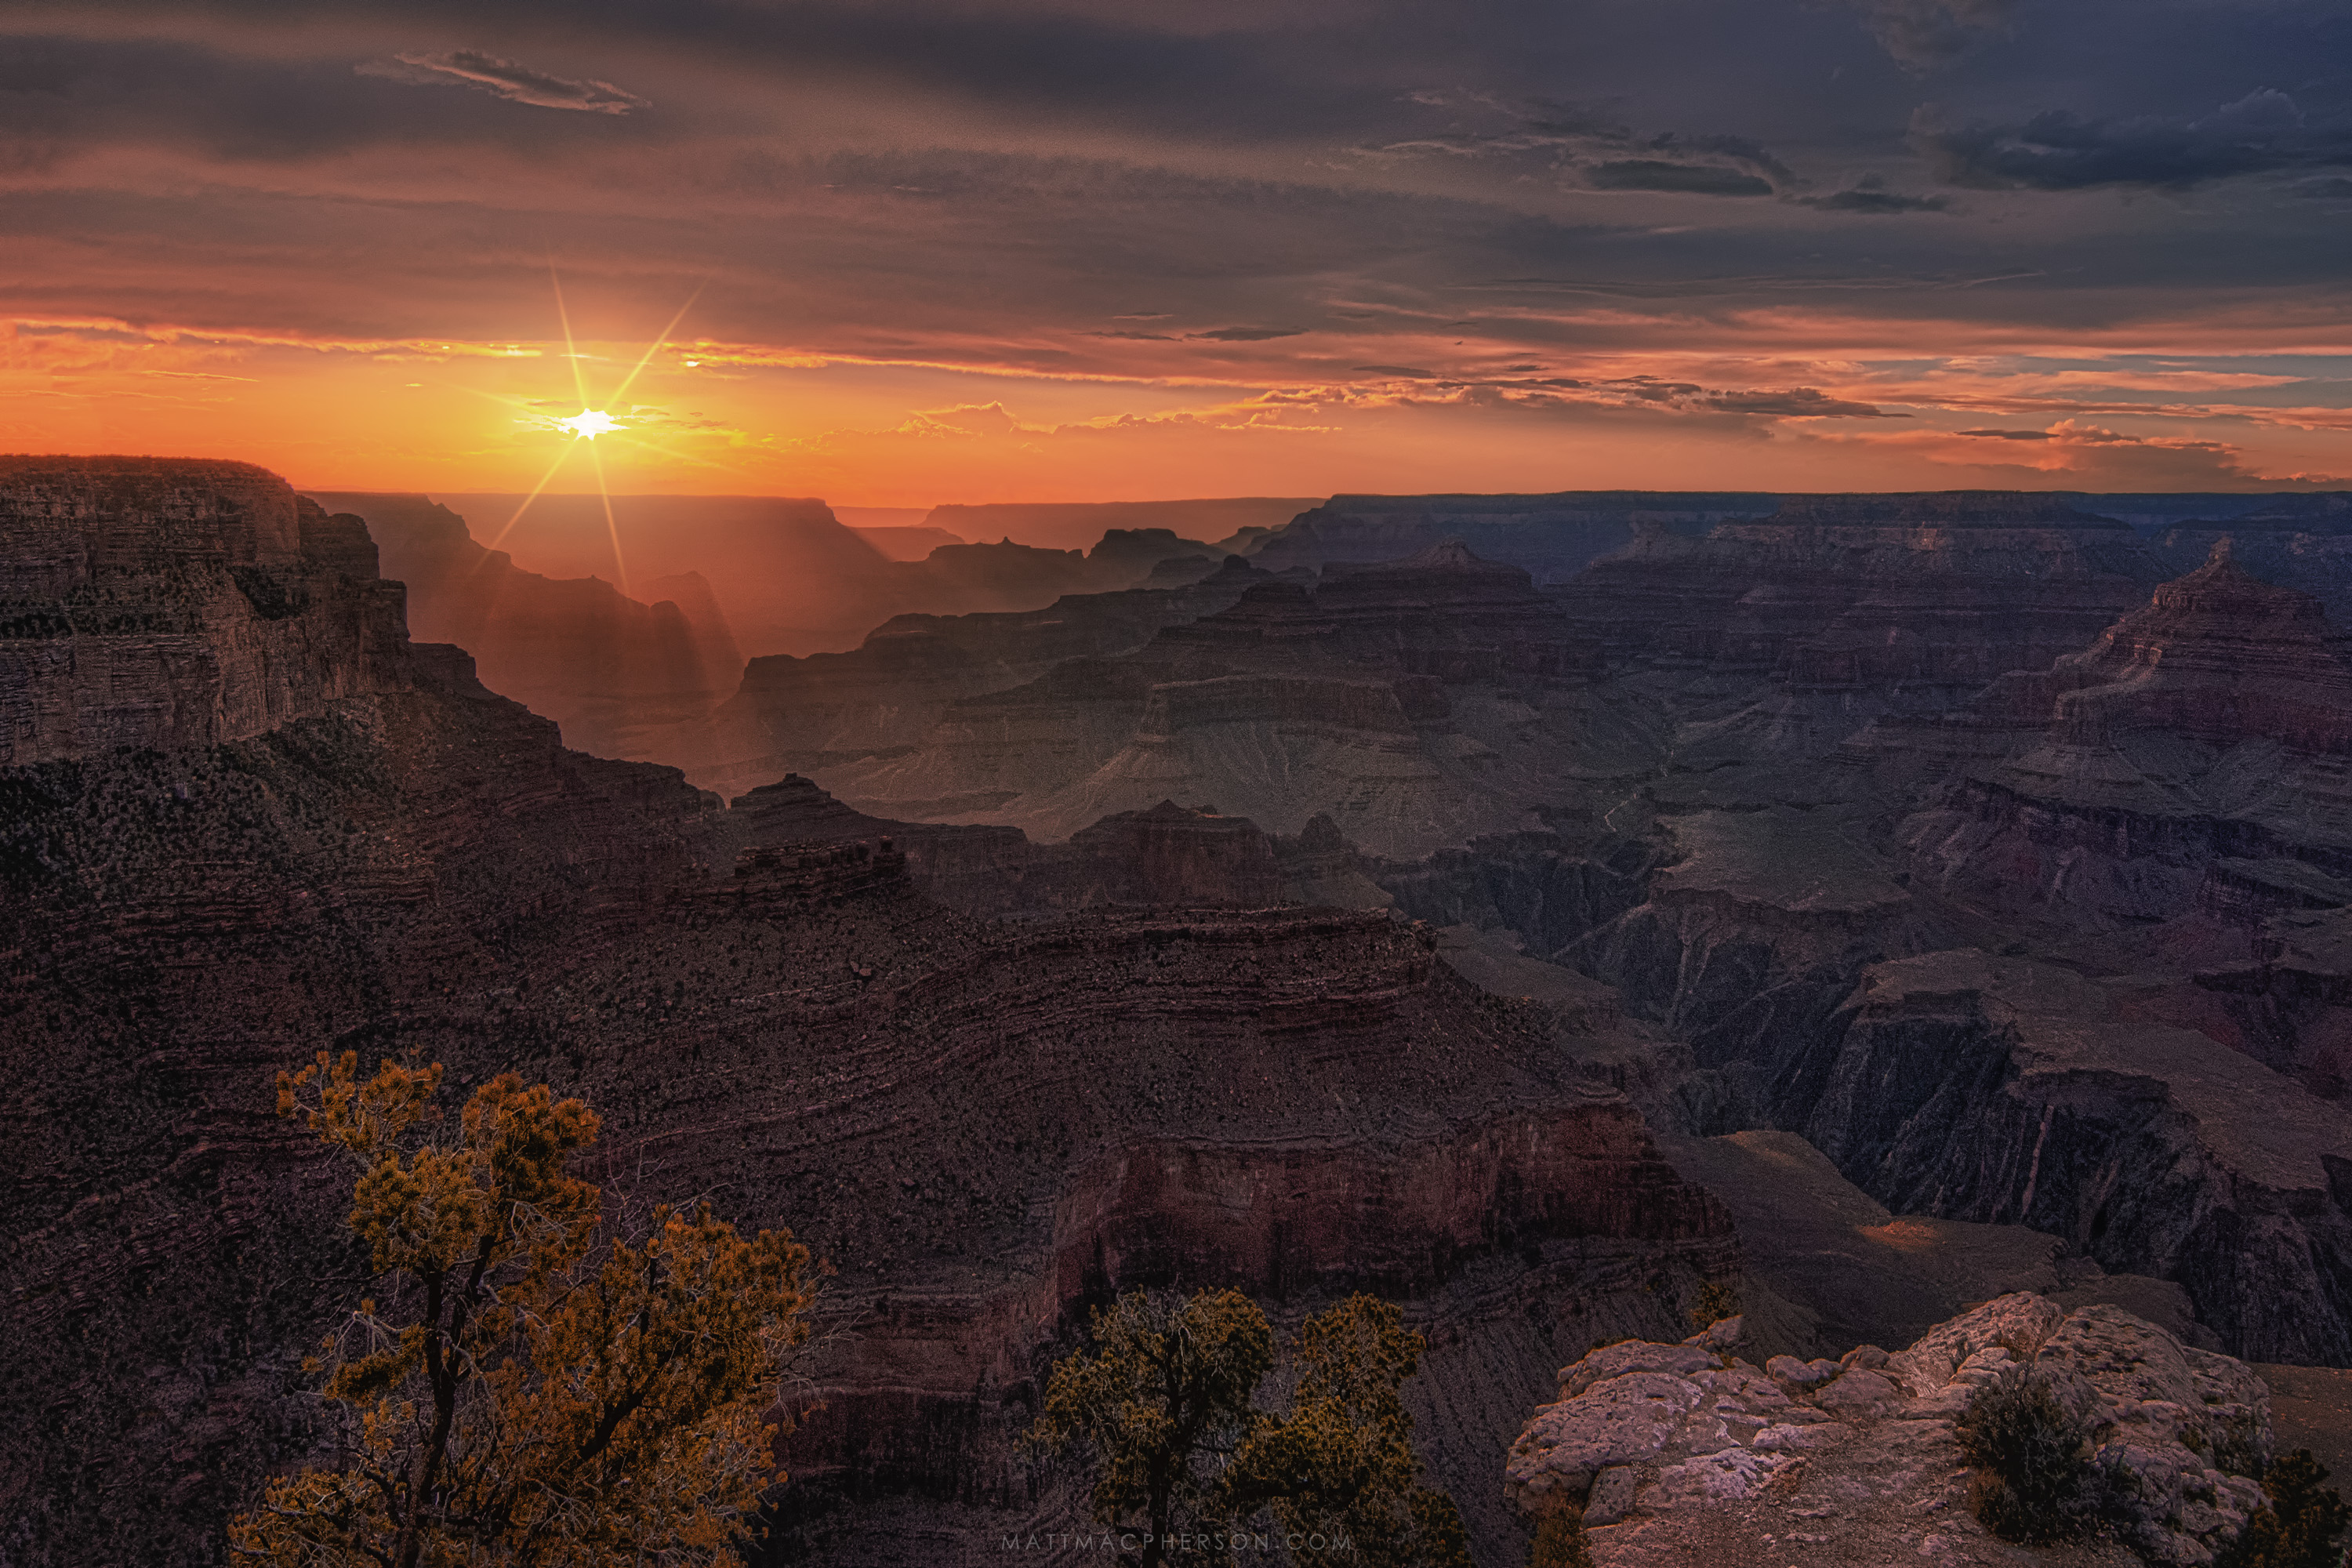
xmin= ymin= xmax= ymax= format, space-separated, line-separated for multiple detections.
xmin=1868 ymin=550 xmax=2352 ymax=935
xmin=2037 ymin=542 xmax=2352 ymax=754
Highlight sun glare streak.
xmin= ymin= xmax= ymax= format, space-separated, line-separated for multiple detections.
xmin=479 ymin=441 xmax=581 ymax=555
xmin=550 ymin=263 xmax=591 ymax=412
xmin=586 ymin=438 xmax=626 ymax=595
xmin=607 ymin=284 xmax=707 ymax=408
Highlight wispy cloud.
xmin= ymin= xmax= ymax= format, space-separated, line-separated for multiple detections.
xmin=359 ymin=51 xmax=650 ymax=115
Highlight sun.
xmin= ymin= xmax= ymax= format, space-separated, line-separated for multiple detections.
xmin=557 ymin=408 xmax=624 ymax=440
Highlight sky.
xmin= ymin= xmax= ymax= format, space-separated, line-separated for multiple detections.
xmin=4 ymin=0 xmax=2351 ymax=505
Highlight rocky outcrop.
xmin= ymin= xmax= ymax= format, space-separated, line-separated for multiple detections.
xmin=1507 ymin=1295 xmax=2274 ymax=1566
xmin=1 ymin=457 xmax=412 ymax=764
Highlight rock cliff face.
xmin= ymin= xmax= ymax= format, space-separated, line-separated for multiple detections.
xmin=0 ymin=461 xmax=1741 ymax=1568
xmin=710 ymin=775 xmax=1388 ymax=918
xmin=2 ymin=458 xmax=411 ymax=763
xmin=1788 ymin=951 xmax=2352 ymax=1364
xmin=1507 ymin=1296 xmax=2276 ymax=1566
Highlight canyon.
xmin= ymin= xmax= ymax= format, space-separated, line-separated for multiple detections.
xmin=8 ymin=464 xmax=2352 ymax=1567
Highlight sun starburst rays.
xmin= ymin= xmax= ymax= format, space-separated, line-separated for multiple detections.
xmin=468 ymin=271 xmax=705 ymax=588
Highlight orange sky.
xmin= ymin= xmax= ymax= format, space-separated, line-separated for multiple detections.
xmin=10 ymin=310 xmax=2350 ymax=506
xmin=5 ymin=4 xmax=2351 ymax=503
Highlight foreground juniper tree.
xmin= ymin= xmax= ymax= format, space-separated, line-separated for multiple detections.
xmin=230 ymin=1053 xmax=813 ymax=1568
xmin=1225 ymin=1295 xmax=1473 ymax=1567
xmin=1032 ymin=1288 xmax=1470 ymax=1568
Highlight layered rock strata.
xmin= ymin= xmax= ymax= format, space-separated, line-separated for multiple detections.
xmin=824 ymin=543 xmax=1646 ymax=858
xmin=1555 ymin=492 xmax=2167 ymax=713
xmin=1881 ymin=548 xmax=2352 ymax=931
xmin=3 ymin=458 xmax=411 ymax=762
xmin=690 ymin=556 xmax=1279 ymax=797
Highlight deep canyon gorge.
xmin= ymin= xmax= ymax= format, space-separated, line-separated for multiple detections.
xmin=7 ymin=457 xmax=2352 ymax=1566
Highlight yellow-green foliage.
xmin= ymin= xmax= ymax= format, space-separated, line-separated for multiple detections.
xmin=1032 ymin=1289 xmax=1470 ymax=1568
xmin=230 ymin=1052 xmax=812 ymax=1568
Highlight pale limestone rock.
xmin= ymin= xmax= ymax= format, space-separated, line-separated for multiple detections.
xmin=1504 ymin=1293 xmax=2277 ymax=1566
xmin=1585 ymin=1466 xmax=1639 ymax=1526
xmin=1766 ymin=1353 xmax=1842 ymax=1389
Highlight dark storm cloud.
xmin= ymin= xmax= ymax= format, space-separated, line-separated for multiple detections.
xmin=1360 ymin=107 xmax=1799 ymax=198
xmin=1791 ymin=176 xmax=1951 ymax=213
xmin=1919 ymin=89 xmax=2352 ymax=192
xmin=1586 ymin=161 xmax=1774 ymax=197
xmin=359 ymin=50 xmax=648 ymax=114
xmin=0 ymin=33 xmax=658 ymax=163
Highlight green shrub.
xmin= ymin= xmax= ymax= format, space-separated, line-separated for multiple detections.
xmin=2214 ymin=1450 xmax=2352 ymax=1568
xmin=1685 ymin=1279 xmax=1740 ymax=1332
xmin=1956 ymin=1370 xmax=2098 ymax=1542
